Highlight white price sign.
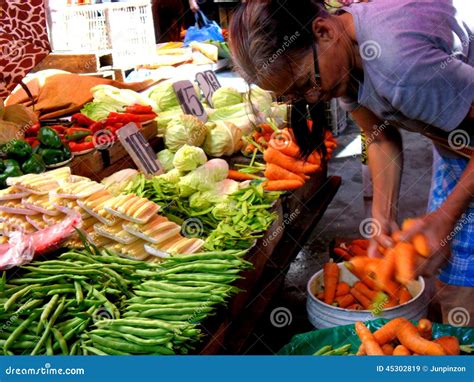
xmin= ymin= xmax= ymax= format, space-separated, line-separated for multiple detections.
xmin=195 ymin=70 xmax=221 ymax=107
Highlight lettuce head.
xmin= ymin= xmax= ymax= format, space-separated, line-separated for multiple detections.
xmin=164 ymin=115 xmax=207 ymax=152
xmin=173 ymin=145 xmax=207 ymax=172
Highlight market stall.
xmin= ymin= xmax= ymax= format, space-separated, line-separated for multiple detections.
xmin=1 ymin=0 xmax=472 ymax=362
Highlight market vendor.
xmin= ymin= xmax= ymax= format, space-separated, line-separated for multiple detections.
xmin=229 ymin=0 xmax=474 ymax=324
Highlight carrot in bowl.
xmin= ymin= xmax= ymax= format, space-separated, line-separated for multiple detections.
xmin=323 ymin=261 xmax=339 ymax=305
xmin=335 ymin=282 xmax=351 ymax=296
xmin=335 ymin=294 xmax=356 ymax=308
xmin=333 ymin=248 xmax=352 ymax=261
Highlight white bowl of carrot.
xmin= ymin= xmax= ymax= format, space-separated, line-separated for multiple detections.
xmin=306 ymin=262 xmax=429 ymax=329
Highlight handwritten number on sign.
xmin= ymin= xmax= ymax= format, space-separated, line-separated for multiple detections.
xmin=173 ymin=80 xmax=207 ymax=121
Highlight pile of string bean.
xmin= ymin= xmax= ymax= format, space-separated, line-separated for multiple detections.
xmin=1 ymin=241 xmax=251 ymax=355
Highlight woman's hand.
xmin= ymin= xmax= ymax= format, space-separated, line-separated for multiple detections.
xmin=189 ymin=0 xmax=200 ymax=12
xmin=400 ymin=210 xmax=455 ymax=277
xmin=368 ymin=217 xmax=398 ymax=257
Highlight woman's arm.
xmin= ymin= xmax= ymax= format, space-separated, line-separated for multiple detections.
xmin=350 ymin=106 xmax=403 ymax=252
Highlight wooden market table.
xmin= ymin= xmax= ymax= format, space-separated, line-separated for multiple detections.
xmin=198 ymin=165 xmax=341 ymax=354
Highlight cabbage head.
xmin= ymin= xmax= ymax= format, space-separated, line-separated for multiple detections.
xmin=203 ymin=121 xmax=243 ymax=157
xmin=212 ymin=87 xmax=243 ymax=108
xmin=173 ymin=145 xmax=207 ymax=172
xmin=157 ymin=149 xmax=175 ymax=172
xmin=164 ymin=115 xmax=207 ymax=152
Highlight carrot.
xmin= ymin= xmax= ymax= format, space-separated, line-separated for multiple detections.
xmin=264 ymin=163 xmax=305 ymax=182
xmin=259 ymin=123 xmax=275 ymax=135
xmin=264 ymin=147 xmax=320 ymax=174
xmin=306 ymin=151 xmax=321 ymax=166
xmin=417 ymin=319 xmax=432 ymax=340
xmin=335 ymin=294 xmax=356 ymax=308
xmin=393 ymin=345 xmax=411 ymax=355
xmin=323 ymin=261 xmax=339 ymax=305
xmin=374 ymin=248 xmax=397 ymax=296
xmin=382 ymin=343 xmax=394 ymax=355
xmin=373 ymin=318 xmax=408 ymax=345
xmin=347 ymin=303 xmax=363 ymax=310
xmin=350 ymin=287 xmax=372 ymax=309
xmin=377 ymin=245 xmax=387 ymax=255
xmin=354 ymin=282 xmax=381 ymax=301
xmin=228 ymin=170 xmax=261 ymax=181
xmin=394 ymin=242 xmax=417 ymax=284
xmin=349 ymin=244 xmax=367 ymax=257
xmin=263 ymin=179 xmax=304 ymax=191
xmin=352 ymin=239 xmax=369 ymax=250
xmin=433 ymin=336 xmax=460 ymax=355
xmin=355 ymin=322 xmax=384 ymax=355
xmin=398 ymin=287 xmax=412 ymax=304
xmin=333 ymin=248 xmax=352 ymax=261
xmin=316 ymin=291 xmax=325 ymax=300
xmin=382 ymin=295 xmax=398 ymax=308
xmin=391 ymin=230 xmax=403 ymax=242
xmin=356 ymin=345 xmax=366 ymax=355
xmin=269 ymin=137 xmax=300 ymax=158
xmin=361 ymin=275 xmax=379 ymax=291
xmin=401 ymin=218 xmax=416 ymax=231
xmin=396 ymin=321 xmax=445 ymax=355
xmin=335 ymin=282 xmax=351 ymax=296
xmin=252 ymin=131 xmax=263 ymax=140
xmin=242 ymin=143 xmax=256 ymax=155
xmin=413 ymin=234 xmax=430 ymax=257
xmin=346 ymin=256 xmax=372 ymax=279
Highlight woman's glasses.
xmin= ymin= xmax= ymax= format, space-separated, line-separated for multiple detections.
xmin=284 ymin=42 xmax=322 ymax=104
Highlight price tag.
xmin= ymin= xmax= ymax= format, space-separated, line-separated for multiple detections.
xmin=195 ymin=70 xmax=221 ymax=107
xmin=117 ymin=123 xmax=163 ymax=175
xmin=173 ymin=80 xmax=208 ymax=122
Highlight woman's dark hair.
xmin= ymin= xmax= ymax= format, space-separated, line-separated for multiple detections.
xmin=229 ymin=0 xmax=330 ymax=158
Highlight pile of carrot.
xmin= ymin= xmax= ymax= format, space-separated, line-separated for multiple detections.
xmin=333 ymin=238 xmax=369 ymax=260
xmin=355 ymin=318 xmax=460 ymax=356
xmin=316 ymin=261 xmax=413 ymax=311
xmin=324 ymin=130 xmax=337 ymax=160
xmin=263 ymin=128 xmax=322 ymax=191
xmin=343 ymin=219 xmax=431 ymax=300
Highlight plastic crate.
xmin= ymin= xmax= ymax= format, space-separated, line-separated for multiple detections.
xmin=48 ymin=0 xmax=156 ymax=68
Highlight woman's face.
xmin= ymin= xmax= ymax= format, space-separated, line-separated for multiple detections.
xmin=258 ymin=18 xmax=354 ymax=102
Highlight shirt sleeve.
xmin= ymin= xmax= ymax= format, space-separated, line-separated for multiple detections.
xmin=386 ymin=48 xmax=474 ymax=131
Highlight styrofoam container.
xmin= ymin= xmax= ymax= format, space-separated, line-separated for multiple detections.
xmin=306 ymin=262 xmax=429 ymax=329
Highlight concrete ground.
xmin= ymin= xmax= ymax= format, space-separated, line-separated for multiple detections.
xmin=245 ymin=122 xmax=434 ymax=354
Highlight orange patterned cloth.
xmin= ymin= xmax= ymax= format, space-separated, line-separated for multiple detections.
xmin=0 ymin=0 xmax=51 ymax=99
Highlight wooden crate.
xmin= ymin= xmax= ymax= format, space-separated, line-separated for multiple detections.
xmin=70 ymin=121 xmax=160 ymax=180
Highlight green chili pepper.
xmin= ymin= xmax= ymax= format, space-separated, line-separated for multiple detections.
xmin=21 ymin=154 xmax=45 ymax=174
xmin=38 ymin=127 xmax=62 ymax=148
xmin=38 ymin=148 xmax=65 ymax=165
xmin=4 ymin=139 xmax=33 ymax=161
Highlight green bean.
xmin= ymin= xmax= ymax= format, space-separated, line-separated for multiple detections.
xmin=91 ymin=329 xmax=172 ymax=346
xmin=322 ymin=344 xmax=352 ymax=356
xmin=313 ymin=345 xmax=332 ymax=356
xmin=69 ymin=340 xmax=79 ymax=355
xmin=16 ymin=299 xmax=43 ymax=314
xmin=161 ymin=274 xmax=240 ymax=283
xmin=74 ymin=281 xmax=83 ymax=304
xmin=0 ymin=339 xmax=36 ymax=350
xmin=46 ymin=288 xmax=75 ymax=295
xmin=92 ymin=343 xmax=129 ymax=355
xmin=82 ymin=345 xmax=107 ymax=355
xmin=31 ymin=296 xmax=66 ymax=355
xmin=39 ymin=294 xmax=60 ymax=330
xmin=4 ymin=311 xmax=41 ymax=352
xmin=90 ymin=335 xmax=175 ymax=355
xmin=168 ymin=250 xmax=248 ymax=262
xmin=8 ymin=275 xmax=85 ymax=284
xmin=94 ymin=318 xmax=181 ymax=333
xmin=46 ymin=335 xmax=54 ymax=355
xmin=134 ymin=290 xmax=224 ymax=301
xmin=4 ymin=285 xmax=39 ymax=311
xmin=140 ymin=281 xmax=217 ymax=294
xmin=51 ymin=328 xmax=68 ymax=355
xmin=21 ymin=267 xmax=102 ymax=277
xmin=158 ymin=264 xmax=241 ymax=275
xmin=105 ymin=326 xmax=169 ymax=338
xmin=127 ymin=302 xmax=217 ymax=311
xmin=128 ymin=297 xmax=192 ymax=305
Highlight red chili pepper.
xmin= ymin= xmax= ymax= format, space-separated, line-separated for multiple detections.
xmin=50 ymin=125 xmax=66 ymax=134
xmin=65 ymin=127 xmax=90 ymax=135
xmin=125 ymin=104 xmax=154 ymax=114
xmin=90 ymin=122 xmax=105 ymax=134
xmin=134 ymin=113 xmax=157 ymax=122
xmin=69 ymin=141 xmax=95 ymax=152
xmin=107 ymin=112 xmax=140 ymax=123
xmin=25 ymin=137 xmax=37 ymax=146
xmin=72 ymin=113 xmax=95 ymax=127
xmin=25 ymin=123 xmax=41 ymax=137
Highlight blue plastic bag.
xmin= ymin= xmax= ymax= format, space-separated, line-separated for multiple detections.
xmin=184 ymin=11 xmax=224 ymax=45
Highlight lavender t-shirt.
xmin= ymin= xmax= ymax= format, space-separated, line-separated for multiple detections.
xmin=341 ymin=0 xmax=474 ymax=132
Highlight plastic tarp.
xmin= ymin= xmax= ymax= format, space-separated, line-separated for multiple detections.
xmin=278 ymin=319 xmax=474 ymax=355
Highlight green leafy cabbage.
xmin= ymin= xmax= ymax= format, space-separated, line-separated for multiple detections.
xmin=203 ymin=121 xmax=243 ymax=157
xmin=178 ymin=159 xmax=228 ymax=196
xmin=164 ymin=115 xmax=207 ymax=152
xmin=173 ymin=145 xmax=207 ymax=172
xmin=157 ymin=149 xmax=175 ymax=172
xmin=211 ymin=87 xmax=243 ymax=108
